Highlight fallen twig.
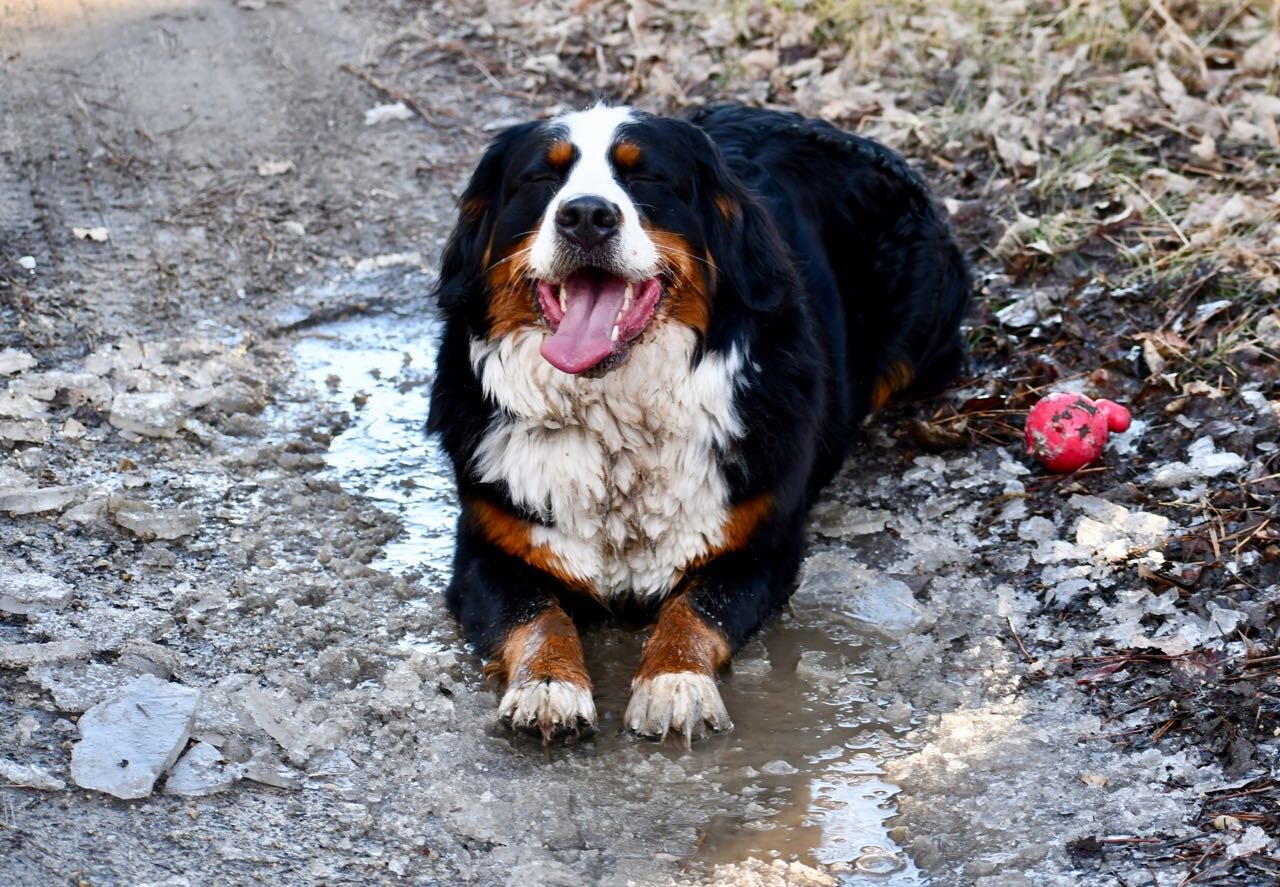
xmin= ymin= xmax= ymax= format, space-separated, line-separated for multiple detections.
xmin=338 ymin=63 xmax=451 ymax=123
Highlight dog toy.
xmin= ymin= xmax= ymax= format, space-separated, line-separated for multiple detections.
xmin=1025 ymin=393 xmax=1131 ymax=473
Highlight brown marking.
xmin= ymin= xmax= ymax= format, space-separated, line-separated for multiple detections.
xmin=718 ymin=493 xmax=773 ymax=554
xmin=713 ymin=192 xmax=738 ymax=222
xmin=645 ymin=227 xmax=712 ymax=336
xmin=547 ymin=140 xmax=574 ymax=169
xmin=460 ymin=194 xmax=489 ymax=222
xmin=613 ymin=141 xmax=642 ymax=170
xmin=484 ymin=232 xmax=541 ymax=338
xmin=486 ymin=605 xmax=592 ymax=693
xmin=633 ymin=594 xmax=730 ymax=683
xmin=468 ymin=499 xmax=591 ymax=594
xmin=870 ymin=360 xmax=915 ymax=411
xmin=688 ymin=492 xmax=773 ymax=569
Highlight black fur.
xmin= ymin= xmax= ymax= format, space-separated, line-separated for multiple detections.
xmin=428 ymin=104 xmax=970 ymax=661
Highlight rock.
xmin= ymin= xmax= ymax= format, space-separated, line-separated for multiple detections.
xmin=1227 ymin=825 xmax=1271 ymax=859
xmin=0 ymin=348 xmax=37 ymax=375
xmin=109 ymin=498 xmax=200 ymax=540
xmin=28 ymin=603 xmax=174 ymax=653
xmin=0 ymin=419 xmax=50 ymax=442
xmin=1072 ymin=496 xmax=1171 ymax=561
xmin=10 ymin=371 xmax=112 ymax=408
xmin=109 ymin=391 xmax=183 ymax=438
xmin=163 ymin=742 xmax=242 ymax=797
xmin=27 ymin=661 xmax=140 ymax=712
xmin=70 ymin=674 xmax=199 ymax=799
xmin=363 ymin=102 xmax=414 ymax=125
xmin=241 ymin=752 xmax=304 ymax=790
xmin=0 ymin=484 xmax=90 ymax=515
xmin=995 ymin=289 xmax=1057 ymax=329
xmin=60 ymin=496 xmax=109 ymax=527
xmin=795 ymin=649 xmax=848 ymax=685
xmin=1017 ymin=516 xmax=1057 ymax=543
xmin=760 ymin=759 xmax=799 ymax=775
xmin=1152 ymin=436 xmax=1247 ymax=487
xmin=1256 ymin=312 xmax=1280 ymax=352
xmin=0 ymin=639 xmax=92 ymax=668
xmin=239 ymin=686 xmax=335 ymax=766
xmin=0 ymin=390 xmax=49 ymax=419
xmin=0 ymin=566 xmax=74 ymax=614
xmin=809 ymin=502 xmax=892 ymax=538
xmin=794 ymin=551 xmax=929 ymax=636
xmin=0 ymin=757 xmax=65 ymax=790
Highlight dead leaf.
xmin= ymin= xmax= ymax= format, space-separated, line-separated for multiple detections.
xmin=1190 ymin=132 xmax=1217 ymax=164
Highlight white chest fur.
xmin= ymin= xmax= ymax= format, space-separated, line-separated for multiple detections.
xmin=469 ymin=325 xmax=744 ymax=600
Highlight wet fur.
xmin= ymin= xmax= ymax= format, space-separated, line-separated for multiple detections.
xmin=428 ymin=104 xmax=970 ymax=728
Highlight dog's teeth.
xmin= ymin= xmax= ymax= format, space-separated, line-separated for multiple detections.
xmin=610 ymin=324 xmax=620 ymax=342
xmin=623 ymin=283 xmax=633 ymax=312
xmin=559 ymin=285 xmax=567 ymax=313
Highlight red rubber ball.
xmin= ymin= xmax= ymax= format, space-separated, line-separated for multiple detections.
xmin=1025 ymin=393 xmax=1131 ymax=473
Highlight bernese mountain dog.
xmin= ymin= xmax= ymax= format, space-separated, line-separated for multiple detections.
xmin=428 ymin=103 xmax=970 ymax=743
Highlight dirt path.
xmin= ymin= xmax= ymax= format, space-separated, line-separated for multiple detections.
xmin=2 ymin=3 xmax=1276 ymax=886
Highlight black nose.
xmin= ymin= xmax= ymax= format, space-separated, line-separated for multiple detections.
xmin=555 ymin=195 xmax=620 ymax=251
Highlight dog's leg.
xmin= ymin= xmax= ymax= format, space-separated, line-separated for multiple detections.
xmin=491 ymin=604 xmax=596 ymax=742
xmin=625 ymin=593 xmax=732 ymax=743
xmin=447 ymin=513 xmax=597 ymax=742
xmin=625 ymin=516 xmax=806 ymax=743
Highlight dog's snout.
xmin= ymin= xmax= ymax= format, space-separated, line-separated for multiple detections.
xmin=555 ymin=195 xmax=621 ymax=251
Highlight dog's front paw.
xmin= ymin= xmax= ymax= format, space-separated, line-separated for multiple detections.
xmin=499 ymin=677 xmax=597 ymax=743
xmin=625 ymin=671 xmax=732 ymax=743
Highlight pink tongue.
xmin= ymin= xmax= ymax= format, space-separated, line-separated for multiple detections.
xmin=541 ymin=273 xmax=628 ymax=374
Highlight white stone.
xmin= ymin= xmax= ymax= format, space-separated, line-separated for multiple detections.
xmin=0 ymin=419 xmax=49 ymax=443
xmin=109 ymin=391 xmax=183 ymax=438
xmin=1152 ymin=437 xmax=1247 ymax=487
xmin=0 ymin=484 xmax=89 ymax=515
xmin=0 ymin=757 xmax=65 ymax=790
xmin=110 ymin=501 xmax=200 ymax=540
xmin=27 ymin=661 xmax=138 ymax=712
xmin=0 ymin=347 xmax=36 ymax=375
xmin=163 ymin=742 xmax=241 ymax=797
xmin=1227 ymin=825 xmax=1271 ymax=859
xmin=0 ymin=639 xmax=91 ymax=668
xmin=70 ymin=674 xmax=198 ymax=799
xmin=364 ymin=102 xmax=414 ymax=125
xmin=0 ymin=566 xmax=74 ymax=614
xmin=11 ymin=371 xmax=112 ymax=407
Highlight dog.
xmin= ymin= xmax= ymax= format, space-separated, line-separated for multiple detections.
xmin=427 ymin=103 xmax=970 ymax=743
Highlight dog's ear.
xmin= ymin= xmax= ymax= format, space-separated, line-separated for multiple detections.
xmin=435 ymin=122 xmax=541 ymax=311
xmin=693 ymin=133 xmax=795 ymax=312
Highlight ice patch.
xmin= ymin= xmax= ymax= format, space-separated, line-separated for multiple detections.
xmin=70 ymin=674 xmax=198 ymax=799
xmin=1152 ymin=436 xmax=1248 ymax=488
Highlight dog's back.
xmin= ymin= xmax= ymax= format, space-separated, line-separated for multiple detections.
xmin=690 ymin=105 xmax=971 ymax=483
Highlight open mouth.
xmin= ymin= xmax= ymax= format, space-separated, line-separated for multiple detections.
xmin=535 ymin=269 xmax=662 ymax=374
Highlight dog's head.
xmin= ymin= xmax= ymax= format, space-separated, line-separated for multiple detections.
xmin=436 ymin=104 xmax=792 ymax=375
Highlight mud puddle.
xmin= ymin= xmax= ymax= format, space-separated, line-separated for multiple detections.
xmin=292 ymin=288 xmax=924 ymax=883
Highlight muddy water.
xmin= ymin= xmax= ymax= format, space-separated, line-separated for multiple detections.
xmin=293 ymin=296 xmax=924 ymax=884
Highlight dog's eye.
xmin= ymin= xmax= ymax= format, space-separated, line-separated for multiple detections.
xmin=623 ymin=171 xmax=665 ymax=186
xmin=522 ymin=171 xmax=561 ymax=187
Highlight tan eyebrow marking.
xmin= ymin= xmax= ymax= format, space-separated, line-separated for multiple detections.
xmin=547 ymin=140 xmax=574 ymax=169
xmin=613 ymin=141 xmax=641 ymax=170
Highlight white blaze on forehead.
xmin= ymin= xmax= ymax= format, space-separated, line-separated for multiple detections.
xmin=529 ymin=103 xmax=658 ymax=281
